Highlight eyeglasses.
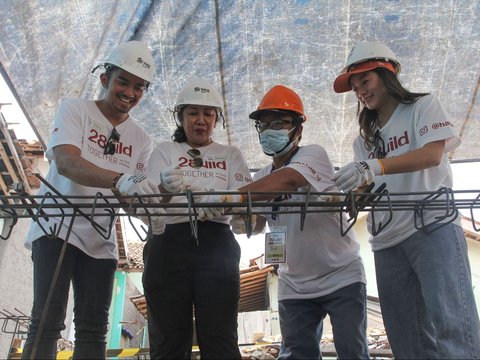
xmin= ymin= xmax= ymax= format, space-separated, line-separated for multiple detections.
xmin=104 ymin=128 xmax=120 ymax=155
xmin=187 ymin=148 xmax=203 ymax=168
xmin=255 ymin=119 xmax=293 ymax=133
xmin=373 ymin=130 xmax=386 ymax=159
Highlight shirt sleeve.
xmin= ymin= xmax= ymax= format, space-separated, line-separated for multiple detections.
xmin=228 ymin=146 xmax=253 ymax=189
xmin=287 ymin=145 xmax=336 ymax=192
xmin=414 ymin=95 xmax=460 ymax=153
xmin=135 ymin=136 xmax=153 ymax=174
xmin=45 ymin=98 xmax=84 ymax=160
xmin=147 ymin=143 xmax=171 ymax=184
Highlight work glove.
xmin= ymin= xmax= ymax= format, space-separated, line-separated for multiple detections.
xmin=332 ymin=159 xmax=384 ymax=193
xmin=160 ymin=165 xmax=186 ymax=193
xmin=195 ymin=190 xmax=245 ymax=220
xmin=136 ymin=207 xmax=167 ymax=235
xmin=230 ymin=214 xmax=263 ymax=235
xmin=117 ymin=173 xmax=159 ymax=202
xmin=316 ymin=193 xmax=345 ymax=213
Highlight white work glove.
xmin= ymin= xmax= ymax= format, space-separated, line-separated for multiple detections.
xmin=314 ymin=193 xmax=346 ymax=214
xmin=160 ymin=165 xmax=186 ymax=193
xmin=196 ymin=190 xmax=245 ymax=221
xmin=230 ymin=214 xmax=263 ymax=235
xmin=136 ymin=208 xmax=167 ymax=235
xmin=117 ymin=173 xmax=159 ymax=202
xmin=332 ymin=160 xmax=384 ymax=193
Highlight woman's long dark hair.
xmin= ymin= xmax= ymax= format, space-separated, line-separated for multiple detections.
xmin=171 ymin=106 xmax=223 ymax=143
xmin=358 ymin=67 xmax=429 ymax=149
xmin=172 ymin=107 xmax=188 ymax=143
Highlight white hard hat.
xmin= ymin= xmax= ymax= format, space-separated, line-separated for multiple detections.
xmin=175 ymin=78 xmax=223 ymax=111
xmin=105 ymin=41 xmax=155 ymax=83
xmin=333 ymin=41 xmax=401 ymax=93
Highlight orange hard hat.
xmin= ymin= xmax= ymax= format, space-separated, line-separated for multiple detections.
xmin=249 ymin=85 xmax=306 ymax=121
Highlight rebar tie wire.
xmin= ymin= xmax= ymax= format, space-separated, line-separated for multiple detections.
xmin=35 ymin=174 xmax=109 ymax=236
xmin=2 ymin=187 xmax=480 ymax=242
xmin=414 ymin=187 xmax=458 ymax=234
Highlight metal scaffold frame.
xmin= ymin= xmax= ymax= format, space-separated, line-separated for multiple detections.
xmin=1 ymin=176 xmax=480 ymax=242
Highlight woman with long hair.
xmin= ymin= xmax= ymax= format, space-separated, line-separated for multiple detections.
xmin=333 ymin=41 xmax=480 ymax=359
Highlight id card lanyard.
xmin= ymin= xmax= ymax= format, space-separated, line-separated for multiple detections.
xmin=265 ymin=226 xmax=287 ymax=263
xmin=264 ymin=147 xmax=300 ymax=264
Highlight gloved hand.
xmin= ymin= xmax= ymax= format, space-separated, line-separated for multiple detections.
xmin=332 ymin=160 xmax=384 ymax=193
xmin=160 ymin=165 xmax=186 ymax=193
xmin=230 ymin=214 xmax=263 ymax=235
xmin=317 ymin=193 xmax=345 ymax=213
xmin=196 ymin=190 xmax=245 ymax=220
xmin=136 ymin=207 xmax=167 ymax=235
xmin=117 ymin=173 xmax=159 ymax=202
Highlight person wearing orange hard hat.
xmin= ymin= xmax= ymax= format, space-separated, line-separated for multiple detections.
xmin=199 ymin=85 xmax=370 ymax=359
xmin=333 ymin=41 xmax=480 ymax=359
xmin=249 ymin=85 xmax=306 ymax=158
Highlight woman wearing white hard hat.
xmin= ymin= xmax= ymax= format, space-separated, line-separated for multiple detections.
xmin=333 ymin=41 xmax=480 ymax=359
xmin=143 ymin=78 xmax=251 ymax=359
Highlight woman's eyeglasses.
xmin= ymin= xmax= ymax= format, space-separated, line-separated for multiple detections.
xmin=104 ymin=128 xmax=120 ymax=155
xmin=373 ymin=130 xmax=386 ymax=159
xmin=255 ymin=119 xmax=293 ymax=133
xmin=187 ymin=148 xmax=203 ymax=168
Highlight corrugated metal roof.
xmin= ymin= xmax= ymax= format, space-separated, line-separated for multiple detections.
xmin=128 ymin=250 xmax=275 ymax=317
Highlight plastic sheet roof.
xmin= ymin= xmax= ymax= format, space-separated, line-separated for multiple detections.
xmin=0 ymin=1 xmax=479 ymax=169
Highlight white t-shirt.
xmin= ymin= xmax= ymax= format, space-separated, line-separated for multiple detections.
xmin=352 ymin=94 xmax=461 ymax=251
xmin=254 ymin=144 xmax=366 ymax=300
xmin=25 ymin=98 xmax=153 ymax=259
xmin=147 ymin=141 xmax=252 ymax=225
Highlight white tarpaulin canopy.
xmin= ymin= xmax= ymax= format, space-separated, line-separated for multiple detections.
xmin=0 ymin=0 xmax=479 ymax=169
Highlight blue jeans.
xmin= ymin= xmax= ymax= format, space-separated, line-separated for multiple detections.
xmin=278 ymin=282 xmax=370 ymax=360
xmin=375 ymin=223 xmax=480 ymax=359
xmin=22 ymin=236 xmax=117 ymax=360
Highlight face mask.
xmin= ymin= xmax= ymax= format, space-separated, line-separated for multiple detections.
xmin=259 ymin=129 xmax=295 ymax=156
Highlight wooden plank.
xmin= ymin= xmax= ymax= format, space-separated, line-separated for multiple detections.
xmin=0 ymin=142 xmax=18 ymax=185
xmin=0 ymin=112 xmax=31 ymax=193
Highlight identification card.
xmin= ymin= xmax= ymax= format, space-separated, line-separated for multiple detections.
xmin=264 ymin=226 xmax=287 ymax=263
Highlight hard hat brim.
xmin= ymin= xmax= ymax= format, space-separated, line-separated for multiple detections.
xmin=249 ymin=108 xmax=298 ymax=121
xmin=333 ymin=60 xmax=397 ymax=93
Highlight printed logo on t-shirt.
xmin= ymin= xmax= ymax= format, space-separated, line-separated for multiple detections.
xmin=419 ymin=126 xmax=428 ymax=136
xmin=178 ymin=156 xmax=227 ymax=170
xmin=137 ymin=162 xmax=145 ymax=171
xmin=431 ymin=121 xmax=453 ymax=130
xmin=369 ymin=130 xmax=410 ymax=158
xmin=290 ymin=161 xmax=321 ymax=181
xmin=87 ymin=128 xmax=133 ymax=157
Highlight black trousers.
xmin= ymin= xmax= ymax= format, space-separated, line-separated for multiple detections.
xmin=142 ymin=221 xmax=242 ymax=359
xmin=22 ymin=236 xmax=117 ymax=360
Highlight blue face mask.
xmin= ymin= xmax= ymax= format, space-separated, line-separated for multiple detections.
xmin=259 ymin=129 xmax=295 ymax=156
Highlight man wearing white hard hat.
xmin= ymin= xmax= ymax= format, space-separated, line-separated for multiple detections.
xmin=22 ymin=41 xmax=166 ymax=359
